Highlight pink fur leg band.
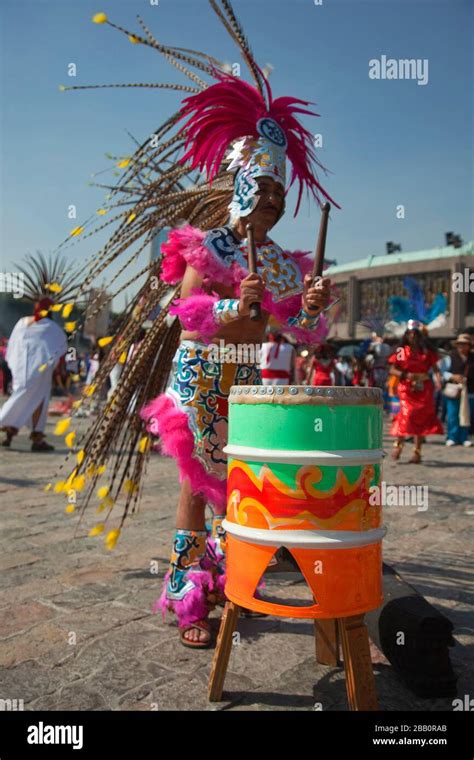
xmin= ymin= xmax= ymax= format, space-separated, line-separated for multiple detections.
xmin=140 ymin=393 xmax=227 ymax=511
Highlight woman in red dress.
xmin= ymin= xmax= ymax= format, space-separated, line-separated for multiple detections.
xmin=389 ymin=321 xmax=443 ymax=463
xmin=306 ymin=344 xmax=335 ymax=386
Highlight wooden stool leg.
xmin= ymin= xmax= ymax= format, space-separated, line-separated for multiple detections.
xmin=208 ymin=601 xmax=241 ymax=702
xmin=314 ymin=619 xmax=339 ymax=666
xmin=338 ymin=614 xmax=378 ymax=711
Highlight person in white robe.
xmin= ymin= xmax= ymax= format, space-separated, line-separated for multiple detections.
xmin=0 ymin=300 xmax=68 ymax=450
xmin=260 ymin=332 xmax=295 ymax=385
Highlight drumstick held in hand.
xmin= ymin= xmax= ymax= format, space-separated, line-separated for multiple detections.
xmin=312 ymin=202 xmax=331 ymax=282
xmin=246 ymin=223 xmax=261 ymax=321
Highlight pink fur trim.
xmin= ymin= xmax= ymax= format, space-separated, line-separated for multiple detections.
xmin=160 ymin=225 xmax=235 ymax=286
xmin=215 ymin=571 xmax=226 ymax=601
xmin=160 ymin=225 xmax=328 ymax=343
xmin=153 ymin=570 xmax=212 ymax=627
xmin=153 ymin=568 xmax=225 ymax=628
xmin=169 ymin=288 xmax=220 ymax=343
xmin=140 ymin=394 xmax=227 ymax=511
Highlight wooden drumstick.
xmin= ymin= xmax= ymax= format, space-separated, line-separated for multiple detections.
xmin=312 ymin=202 xmax=331 ymax=282
xmin=246 ymin=223 xmax=261 ymax=321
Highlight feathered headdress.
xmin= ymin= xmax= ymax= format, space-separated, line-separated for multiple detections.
xmin=385 ymin=276 xmax=447 ymax=337
xmin=178 ymin=71 xmax=339 ymax=218
xmin=17 ymin=252 xmax=79 ymax=305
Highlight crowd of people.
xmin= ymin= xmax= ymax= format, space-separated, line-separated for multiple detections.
xmin=261 ymin=323 xmax=474 ymax=461
xmin=2 ymin=311 xmax=473 ymax=464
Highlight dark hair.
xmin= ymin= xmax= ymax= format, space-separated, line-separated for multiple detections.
xmin=402 ymin=329 xmax=434 ymax=352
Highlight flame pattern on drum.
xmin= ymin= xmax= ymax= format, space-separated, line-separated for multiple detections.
xmin=227 ymin=461 xmax=380 ymax=531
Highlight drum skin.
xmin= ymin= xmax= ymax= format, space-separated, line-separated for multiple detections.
xmin=223 ymin=385 xmax=386 ymax=619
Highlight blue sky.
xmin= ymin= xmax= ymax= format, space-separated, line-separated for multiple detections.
xmin=1 ymin=0 xmax=472 ymax=307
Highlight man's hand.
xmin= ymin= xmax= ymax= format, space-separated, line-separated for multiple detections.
xmin=302 ymin=274 xmax=331 ymax=315
xmin=238 ymin=273 xmax=265 ymax=316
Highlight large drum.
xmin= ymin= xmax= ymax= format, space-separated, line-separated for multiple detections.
xmin=223 ymin=385 xmax=386 ymax=618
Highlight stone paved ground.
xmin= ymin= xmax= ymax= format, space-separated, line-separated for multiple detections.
xmin=0 ymin=403 xmax=473 ymax=711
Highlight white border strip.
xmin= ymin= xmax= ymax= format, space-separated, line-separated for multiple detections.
xmin=223 ymin=444 xmax=384 ymax=465
xmin=223 ymin=519 xmax=386 ymax=549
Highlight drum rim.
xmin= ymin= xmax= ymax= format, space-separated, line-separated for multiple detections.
xmin=224 ymin=444 xmax=384 ymax=464
xmin=229 ymin=385 xmax=383 ymax=404
xmin=223 ymin=520 xmax=387 ymax=549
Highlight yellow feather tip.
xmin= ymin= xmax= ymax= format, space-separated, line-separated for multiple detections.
xmin=92 ymin=12 xmax=108 ymax=24
xmin=54 ymin=417 xmax=71 ymax=435
xmin=65 ymin=431 xmax=76 ymax=448
xmin=89 ymin=523 xmax=105 ymax=537
xmin=98 ymin=336 xmax=114 ymax=347
xmin=62 ymin=303 xmax=74 ymax=318
xmin=105 ymin=529 xmax=121 ymax=550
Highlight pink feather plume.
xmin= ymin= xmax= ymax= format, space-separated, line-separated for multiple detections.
xmin=177 ymin=72 xmax=340 ymax=214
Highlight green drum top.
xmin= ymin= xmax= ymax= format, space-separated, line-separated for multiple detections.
xmin=228 ymin=385 xmax=383 ymax=451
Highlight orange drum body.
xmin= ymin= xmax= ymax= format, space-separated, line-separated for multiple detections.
xmin=223 ymin=385 xmax=386 ymax=619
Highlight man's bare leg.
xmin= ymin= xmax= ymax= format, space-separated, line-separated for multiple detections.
xmin=176 ymin=477 xmax=206 ymax=531
xmin=30 ymin=402 xmax=54 ymax=450
xmin=409 ymin=434 xmax=422 ymax=463
xmin=32 ymin=402 xmax=43 ymax=430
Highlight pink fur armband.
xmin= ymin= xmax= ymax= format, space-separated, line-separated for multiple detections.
xmin=169 ymin=289 xmax=240 ymax=343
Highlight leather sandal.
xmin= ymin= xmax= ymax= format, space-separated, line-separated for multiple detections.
xmin=391 ymin=441 xmax=403 ymax=461
xmin=409 ymin=447 xmax=422 ymax=464
xmin=179 ymin=619 xmax=212 ymax=649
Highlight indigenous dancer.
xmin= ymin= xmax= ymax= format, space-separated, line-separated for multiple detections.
xmin=0 ymin=254 xmax=74 ymax=450
xmin=141 ymin=95 xmax=335 ymax=648
xmin=53 ymin=2 xmax=338 ymax=649
xmin=388 ymin=320 xmax=443 ymax=463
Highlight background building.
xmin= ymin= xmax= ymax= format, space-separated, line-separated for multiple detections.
xmin=326 ymin=241 xmax=474 ymax=341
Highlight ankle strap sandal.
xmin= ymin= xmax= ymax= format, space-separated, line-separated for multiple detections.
xmin=154 ymin=529 xmax=223 ymax=647
xmin=391 ymin=440 xmax=404 ymax=461
xmin=409 ymin=447 xmax=422 ymax=464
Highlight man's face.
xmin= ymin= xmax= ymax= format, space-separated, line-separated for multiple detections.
xmin=246 ymin=177 xmax=285 ymax=230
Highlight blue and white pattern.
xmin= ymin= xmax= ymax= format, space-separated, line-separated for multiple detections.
xmin=256 ymin=117 xmax=288 ymax=148
xmin=167 ymin=529 xmax=207 ymax=601
xmin=167 ymin=341 xmax=261 ymax=479
xmin=212 ymin=298 xmax=240 ymax=325
xmin=203 ymin=226 xmax=303 ymax=302
xmin=229 ymin=168 xmax=260 ymax=220
xmin=288 ymin=307 xmax=321 ymax=330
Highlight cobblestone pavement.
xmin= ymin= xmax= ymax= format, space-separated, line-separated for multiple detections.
xmin=0 ymin=405 xmax=473 ymax=711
